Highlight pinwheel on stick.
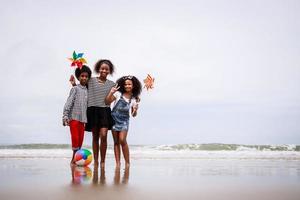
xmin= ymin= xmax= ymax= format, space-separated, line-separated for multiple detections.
xmin=68 ymin=51 xmax=87 ymax=69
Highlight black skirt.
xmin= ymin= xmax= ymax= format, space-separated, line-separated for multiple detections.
xmin=85 ymin=106 xmax=114 ymax=132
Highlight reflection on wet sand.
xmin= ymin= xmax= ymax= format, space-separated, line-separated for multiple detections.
xmin=122 ymin=167 xmax=130 ymax=184
xmin=1 ymin=158 xmax=300 ymax=200
xmin=114 ymin=167 xmax=129 ymax=185
xmin=71 ymin=165 xmax=129 ymax=186
xmin=70 ymin=165 xmax=92 ymax=185
xmin=92 ymin=166 xmax=98 ymax=185
xmin=99 ymin=167 xmax=106 ymax=185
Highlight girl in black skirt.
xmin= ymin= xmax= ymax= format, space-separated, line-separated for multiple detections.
xmin=71 ymin=59 xmax=115 ymax=168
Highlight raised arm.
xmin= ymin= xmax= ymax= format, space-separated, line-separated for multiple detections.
xmin=69 ymin=75 xmax=76 ymax=87
xmin=105 ymin=84 xmax=119 ymax=105
xmin=131 ymin=97 xmax=140 ymax=117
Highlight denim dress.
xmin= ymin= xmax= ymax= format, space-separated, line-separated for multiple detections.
xmin=111 ymin=95 xmax=131 ymax=131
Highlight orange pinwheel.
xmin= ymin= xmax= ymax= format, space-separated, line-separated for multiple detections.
xmin=143 ymin=74 xmax=154 ymax=91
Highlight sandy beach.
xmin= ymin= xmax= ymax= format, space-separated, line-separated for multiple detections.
xmin=0 ymin=147 xmax=300 ymax=200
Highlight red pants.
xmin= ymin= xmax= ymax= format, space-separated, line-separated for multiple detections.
xmin=69 ymin=120 xmax=85 ymax=150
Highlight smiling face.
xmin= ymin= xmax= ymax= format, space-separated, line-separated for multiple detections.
xmin=79 ymin=72 xmax=89 ymax=86
xmin=99 ymin=63 xmax=110 ymax=79
xmin=124 ymin=79 xmax=133 ymax=93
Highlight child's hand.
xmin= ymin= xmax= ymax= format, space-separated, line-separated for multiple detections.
xmin=133 ymin=103 xmax=139 ymax=110
xmin=132 ymin=104 xmax=138 ymax=117
xmin=136 ymin=97 xmax=141 ymax=103
xmin=110 ymin=84 xmax=120 ymax=94
xmin=63 ymin=118 xmax=69 ymax=126
xmin=69 ymin=75 xmax=76 ymax=86
xmin=132 ymin=109 xmax=137 ymax=117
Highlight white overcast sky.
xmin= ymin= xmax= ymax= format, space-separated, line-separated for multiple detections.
xmin=0 ymin=0 xmax=299 ymax=145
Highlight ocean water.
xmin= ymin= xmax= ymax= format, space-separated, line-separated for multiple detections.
xmin=0 ymin=143 xmax=299 ymax=160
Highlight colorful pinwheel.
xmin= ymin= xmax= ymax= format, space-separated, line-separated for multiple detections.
xmin=68 ymin=51 xmax=87 ymax=68
xmin=143 ymin=74 xmax=155 ymax=91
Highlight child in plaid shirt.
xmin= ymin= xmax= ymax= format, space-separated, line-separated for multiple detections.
xmin=63 ymin=65 xmax=92 ymax=165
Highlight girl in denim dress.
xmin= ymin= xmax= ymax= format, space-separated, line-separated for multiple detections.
xmin=105 ymin=75 xmax=142 ymax=168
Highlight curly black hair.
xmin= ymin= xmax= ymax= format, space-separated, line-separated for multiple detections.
xmin=116 ymin=75 xmax=142 ymax=99
xmin=94 ymin=59 xmax=115 ymax=75
xmin=75 ymin=65 xmax=92 ymax=80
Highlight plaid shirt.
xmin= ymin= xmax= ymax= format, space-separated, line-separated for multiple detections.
xmin=63 ymin=84 xmax=88 ymax=123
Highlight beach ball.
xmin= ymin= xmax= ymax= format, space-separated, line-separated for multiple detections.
xmin=74 ymin=149 xmax=93 ymax=166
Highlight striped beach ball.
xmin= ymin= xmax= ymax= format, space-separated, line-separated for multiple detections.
xmin=74 ymin=149 xmax=93 ymax=166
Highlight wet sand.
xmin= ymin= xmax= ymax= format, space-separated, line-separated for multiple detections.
xmin=0 ymin=157 xmax=300 ymax=200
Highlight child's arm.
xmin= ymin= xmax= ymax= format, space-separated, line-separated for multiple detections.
xmin=69 ymin=75 xmax=76 ymax=87
xmin=131 ymin=104 xmax=138 ymax=117
xmin=131 ymin=97 xmax=140 ymax=117
xmin=62 ymin=87 xmax=76 ymax=126
xmin=105 ymin=84 xmax=119 ymax=105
